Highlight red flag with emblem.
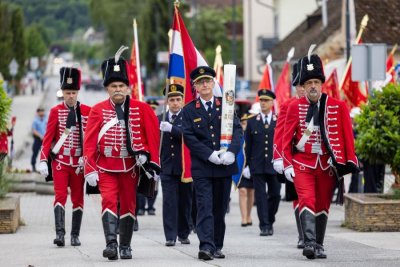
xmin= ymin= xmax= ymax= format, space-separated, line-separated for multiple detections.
xmin=322 ymin=69 xmax=340 ymax=100
xmin=386 ymin=52 xmax=396 ymax=84
xmin=256 ymin=62 xmax=273 ymax=102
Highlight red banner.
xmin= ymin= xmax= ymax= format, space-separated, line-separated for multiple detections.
xmin=322 ymin=69 xmax=340 ymax=100
xmin=274 ymin=62 xmax=291 ymax=112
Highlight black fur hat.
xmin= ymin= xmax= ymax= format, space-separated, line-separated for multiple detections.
xmin=299 ymin=54 xmax=325 ymax=85
xmin=60 ymin=67 xmax=81 ymax=90
xmin=101 ymin=46 xmax=130 ymax=87
xmin=291 ymin=62 xmax=300 ymax=86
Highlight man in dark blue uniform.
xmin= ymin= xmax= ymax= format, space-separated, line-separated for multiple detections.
xmin=244 ymin=89 xmax=281 ymax=236
xmin=182 ymin=66 xmax=242 ymax=261
xmin=159 ymin=84 xmax=192 ymax=247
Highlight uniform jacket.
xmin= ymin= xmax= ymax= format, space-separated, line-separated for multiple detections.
xmin=273 ymin=98 xmax=295 ymax=160
xmin=40 ymin=102 xmax=91 ymax=167
xmin=158 ymin=111 xmax=183 ymax=176
xmin=182 ymin=97 xmax=242 ymax=178
xmin=83 ymin=98 xmax=160 ymax=175
xmin=282 ymin=94 xmax=358 ymax=173
xmin=0 ymin=129 xmax=12 ymax=154
xmin=245 ymin=112 xmax=277 ymax=175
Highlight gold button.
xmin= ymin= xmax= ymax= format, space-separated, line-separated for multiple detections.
xmin=172 ymin=153 xmax=175 ymax=156
xmin=171 ymin=145 xmax=174 ymax=148
xmin=210 ymin=126 xmax=213 ymax=129
xmin=265 ymin=147 xmax=268 ymax=150
xmin=265 ymin=141 xmax=268 ymax=144
xmin=265 ymin=154 xmax=268 ymax=157
xmin=211 ymin=134 xmax=215 ymax=137
xmin=170 ymin=137 xmax=173 ymax=140
xmin=213 ymin=142 xmax=216 ymax=145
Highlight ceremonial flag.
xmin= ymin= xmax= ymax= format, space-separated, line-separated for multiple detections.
xmin=386 ymin=44 xmax=397 ymax=85
xmin=128 ymin=19 xmax=143 ymax=101
xmin=273 ymin=48 xmax=294 ymax=112
xmin=256 ymin=54 xmax=273 ymax=102
xmin=322 ymin=69 xmax=340 ymax=100
xmin=339 ymin=15 xmax=369 ymax=108
xmin=213 ymin=45 xmax=224 ymax=87
xmin=168 ymin=4 xmax=221 ymax=182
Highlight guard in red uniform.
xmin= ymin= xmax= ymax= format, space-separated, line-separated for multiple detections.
xmin=282 ymin=54 xmax=358 ymax=259
xmin=38 ymin=67 xmax=91 ymax=247
xmin=83 ymin=47 xmax=160 ymax=260
xmin=273 ymin=62 xmax=306 ymax=249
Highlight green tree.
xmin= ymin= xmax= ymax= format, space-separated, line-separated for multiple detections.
xmin=355 ymin=84 xmax=400 ymax=186
xmin=11 ymin=6 xmax=26 ymax=80
xmin=0 ymin=2 xmax=14 ymax=81
xmin=25 ymin=25 xmax=47 ymax=58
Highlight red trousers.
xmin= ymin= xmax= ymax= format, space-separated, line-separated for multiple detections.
xmin=98 ymin=169 xmax=138 ymax=217
xmin=293 ymin=163 xmax=336 ymax=214
xmin=52 ymin=160 xmax=84 ymax=209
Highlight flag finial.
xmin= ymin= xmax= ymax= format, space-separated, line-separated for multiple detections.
xmin=174 ymin=0 xmax=180 ymax=8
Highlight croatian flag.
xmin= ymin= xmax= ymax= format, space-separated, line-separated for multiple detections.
xmin=168 ymin=5 xmax=222 ymax=105
xmin=168 ymin=5 xmax=222 ymax=182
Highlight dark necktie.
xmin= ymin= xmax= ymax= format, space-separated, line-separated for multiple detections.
xmin=115 ymin=104 xmax=125 ymax=123
xmin=264 ymin=116 xmax=269 ymax=128
xmin=206 ymin=101 xmax=212 ymax=114
xmin=306 ymin=102 xmax=319 ymax=126
xmin=171 ymin=114 xmax=177 ymax=123
xmin=65 ymin=106 xmax=76 ymax=129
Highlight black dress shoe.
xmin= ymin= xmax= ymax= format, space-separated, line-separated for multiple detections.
xmin=198 ymin=250 xmax=214 ymax=260
xmin=315 ymin=244 xmax=327 ymax=259
xmin=165 ymin=240 xmax=176 ymax=246
xmin=267 ymin=226 xmax=274 ymax=236
xmin=247 ymin=222 xmax=253 ymax=226
xmin=214 ymin=250 xmax=225 ymax=259
xmin=178 ymin=237 xmax=190 ymax=244
xmin=119 ymin=246 xmax=132 ymax=259
xmin=71 ymin=235 xmax=81 ymax=246
xmin=297 ymin=239 xmax=305 ymax=249
xmin=260 ymin=229 xmax=269 ymax=236
xmin=147 ymin=209 xmax=156 ymax=215
xmin=303 ymin=244 xmax=316 ymax=259
xmin=54 ymin=234 xmax=65 ymax=247
xmin=103 ymin=242 xmax=118 ymax=260
xmin=137 ymin=209 xmax=145 ymax=216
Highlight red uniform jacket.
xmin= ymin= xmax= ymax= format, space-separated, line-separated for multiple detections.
xmin=83 ymin=98 xmax=160 ymax=175
xmin=273 ymin=97 xmax=295 ymax=160
xmin=282 ymin=94 xmax=358 ymax=171
xmin=40 ymin=102 xmax=91 ymax=167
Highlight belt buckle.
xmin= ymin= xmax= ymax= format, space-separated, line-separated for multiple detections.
xmin=64 ymin=148 xmax=71 ymax=156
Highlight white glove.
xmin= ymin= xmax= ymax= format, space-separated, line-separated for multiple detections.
xmin=243 ymin=166 xmax=251 ymax=179
xmin=220 ymin=151 xmax=235 ymax=165
xmin=160 ymin=121 xmax=173 ymax=132
xmin=153 ymin=173 xmax=160 ymax=182
xmin=284 ymin=167 xmax=295 ymax=183
xmin=208 ymin=150 xmax=223 ymax=165
xmin=86 ymin=172 xmax=99 ymax=187
xmin=38 ymin=161 xmax=48 ymax=177
xmin=273 ymin=159 xmax=284 ymax=174
xmin=136 ymin=154 xmax=148 ymax=165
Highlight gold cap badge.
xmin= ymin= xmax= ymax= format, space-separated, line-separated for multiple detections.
xmin=114 ymin=64 xmax=120 ymax=72
xmin=199 ymin=68 xmax=205 ymax=74
xmin=170 ymin=85 xmax=176 ymax=92
xmin=307 ymin=64 xmax=314 ymax=71
xmin=67 ymin=77 xmax=73 ymax=84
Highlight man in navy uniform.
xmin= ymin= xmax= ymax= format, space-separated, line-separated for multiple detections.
xmin=159 ymin=84 xmax=192 ymax=247
xmin=244 ymin=89 xmax=281 ymax=236
xmin=182 ymin=66 xmax=242 ymax=260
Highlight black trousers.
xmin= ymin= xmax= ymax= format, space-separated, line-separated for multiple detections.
xmin=31 ymin=137 xmax=42 ymax=170
xmin=363 ymin=161 xmax=385 ymax=193
xmin=193 ymin=176 xmax=231 ymax=253
xmin=252 ymin=174 xmax=281 ymax=230
xmin=161 ymin=174 xmax=192 ymax=241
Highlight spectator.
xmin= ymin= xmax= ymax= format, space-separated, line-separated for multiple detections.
xmin=31 ymin=107 xmax=47 ymax=172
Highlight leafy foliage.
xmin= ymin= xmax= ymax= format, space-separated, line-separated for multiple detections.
xmin=0 ymin=159 xmax=10 ymax=198
xmin=355 ymin=84 xmax=400 ymax=176
xmin=0 ymin=81 xmax=12 ymax=133
xmin=11 ymin=6 xmax=26 ymax=80
xmin=25 ymin=25 xmax=48 ymax=58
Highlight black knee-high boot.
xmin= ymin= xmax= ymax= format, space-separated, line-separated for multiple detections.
xmin=294 ymin=207 xmax=305 ymax=249
xmin=102 ymin=212 xmax=118 ymax=260
xmin=54 ymin=205 xmax=65 ymax=247
xmin=315 ymin=213 xmax=328 ymax=259
xmin=71 ymin=209 xmax=83 ymax=246
xmin=300 ymin=209 xmax=316 ymax=259
xmin=119 ymin=216 xmax=134 ymax=259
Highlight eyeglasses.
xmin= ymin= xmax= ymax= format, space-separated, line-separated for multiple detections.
xmin=194 ymin=78 xmax=213 ymax=86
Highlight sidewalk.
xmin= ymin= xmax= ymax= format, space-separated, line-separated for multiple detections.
xmin=0 ymin=191 xmax=400 ymax=267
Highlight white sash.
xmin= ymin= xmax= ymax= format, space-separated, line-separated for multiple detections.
xmin=295 ymin=118 xmax=314 ymax=151
xmin=52 ymin=127 xmax=74 ymax=154
xmin=98 ymin=117 xmax=119 ymax=143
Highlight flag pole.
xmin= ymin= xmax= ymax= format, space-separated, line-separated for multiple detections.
xmin=339 ymin=14 xmax=369 ymax=90
xmin=133 ymin=18 xmax=143 ymax=102
xmin=389 ymin=44 xmax=398 ymax=57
